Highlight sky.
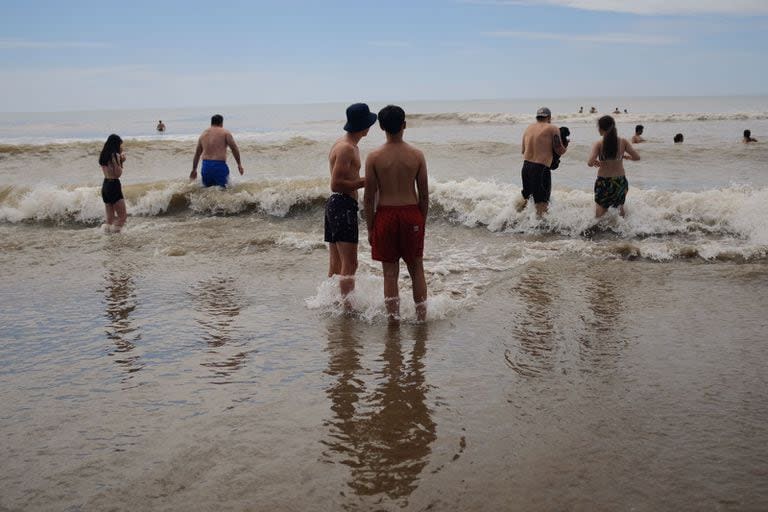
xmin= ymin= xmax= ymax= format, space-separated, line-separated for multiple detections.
xmin=0 ymin=0 xmax=766 ymax=111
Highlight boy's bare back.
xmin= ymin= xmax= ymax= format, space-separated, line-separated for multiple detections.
xmin=367 ymin=141 xmax=426 ymax=206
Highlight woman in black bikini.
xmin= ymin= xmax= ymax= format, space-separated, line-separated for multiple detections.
xmin=99 ymin=134 xmax=127 ymax=232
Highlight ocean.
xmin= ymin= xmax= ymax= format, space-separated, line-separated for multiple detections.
xmin=1 ymin=96 xmax=767 ymax=510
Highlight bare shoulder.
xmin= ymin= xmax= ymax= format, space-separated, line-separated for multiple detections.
xmin=409 ymin=143 xmax=425 ymax=159
xmin=331 ymin=139 xmax=355 ymax=157
xmin=364 ymin=146 xmax=380 ymax=164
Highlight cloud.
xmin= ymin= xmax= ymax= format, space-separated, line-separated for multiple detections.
xmin=461 ymin=0 xmax=768 ymax=15
xmin=484 ymin=31 xmax=682 ymax=45
xmin=0 ymin=39 xmax=109 ymax=49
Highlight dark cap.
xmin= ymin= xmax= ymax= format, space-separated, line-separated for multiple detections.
xmin=536 ymin=107 xmax=552 ymax=118
xmin=344 ymin=103 xmax=378 ymax=132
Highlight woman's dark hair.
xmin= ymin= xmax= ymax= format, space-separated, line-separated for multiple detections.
xmin=744 ymin=129 xmax=751 ymax=138
xmin=99 ymin=134 xmax=123 ymax=166
xmin=598 ymin=115 xmax=618 ymax=159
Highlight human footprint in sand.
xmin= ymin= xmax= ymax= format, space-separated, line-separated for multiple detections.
xmin=99 ymin=134 xmax=127 ymax=233
xmin=364 ymin=105 xmax=429 ymax=323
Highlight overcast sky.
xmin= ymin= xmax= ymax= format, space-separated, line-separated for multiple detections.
xmin=1 ymin=0 xmax=766 ymax=111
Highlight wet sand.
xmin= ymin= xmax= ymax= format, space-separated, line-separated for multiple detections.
xmin=1 ymin=225 xmax=767 ymax=511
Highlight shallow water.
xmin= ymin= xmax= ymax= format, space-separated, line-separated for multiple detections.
xmin=1 ymin=97 xmax=768 ymax=510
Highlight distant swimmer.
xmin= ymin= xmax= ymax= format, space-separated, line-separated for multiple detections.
xmin=579 ymin=106 xmax=584 ymax=114
xmin=587 ymin=115 xmax=640 ymax=218
xmin=364 ymin=105 xmax=429 ymax=323
xmin=674 ymin=133 xmax=684 ymax=144
xmin=520 ymin=107 xmax=568 ymax=216
xmin=743 ymin=129 xmax=758 ymax=143
xmin=325 ymin=103 xmax=377 ymax=310
xmin=190 ymin=114 xmax=244 ymax=187
xmin=156 ymin=120 xmax=166 ymax=132
xmin=623 ymin=109 xmax=628 ymax=114
xmin=613 ymin=107 xmax=621 ymax=114
xmin=99 ymin=134 xmax=128 ymax=233
xmin=590 ymin=106 xmax=597 ymax=114
xmin=631 ymin=125 xmax=645 ymax=144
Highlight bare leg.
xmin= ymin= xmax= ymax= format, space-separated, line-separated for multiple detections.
xmin=336 ymin=242 xmax=358 ymax=311
xmin=112 ymin=199 xmax=127 ymax=232
xmin=104 ymin=204 xmax=115 ymax=230
xmin=595 ymin=204 xmax=608 ymax=218
xmin=535 ymin=201 xmax=548 ymax=217
xmin=328 ymin=243 xmax=341 ymax=278
xmin=406 ymin=258 xmax=427 ymax=322
xmin=382 ymin=261 xmax=400 ymax=323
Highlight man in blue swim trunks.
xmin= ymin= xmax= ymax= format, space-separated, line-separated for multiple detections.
xmin=190 ymin=114 xmax=244 ymax=187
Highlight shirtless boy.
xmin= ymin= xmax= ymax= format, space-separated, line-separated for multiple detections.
xmin=632 ymin=125 xmax=645 ymax=144
xmin=326 ymin=103 xmax=377 ymax=308
xmin=190 ymin=114 xmax=244 ymax=187
xmin=364 ymin=105 xmax=429 ymax=322
xmin=520 ymin=107 xmax=568 ymax=216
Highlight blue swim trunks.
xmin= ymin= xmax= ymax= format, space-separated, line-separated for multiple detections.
xmin=201 ymin=159 xmax=230 ymax=187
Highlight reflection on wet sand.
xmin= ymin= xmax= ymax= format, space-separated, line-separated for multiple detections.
xmin=190 ymin=276 xmax=249 ymax=383
xmin=103 ymin=261 xmax=143 ymax=378
xmin=578 ymin=266 xmax=629 ymax=371
xmin=323 ymin=320 xmax=436 ymax=506
xmin=506 ymin=264 xmax=557 ymax=377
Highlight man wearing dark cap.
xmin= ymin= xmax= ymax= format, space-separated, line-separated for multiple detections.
xmin=325 ymin=103 xmax=377 ymax=309
xmin=520 ymin=107 xmax=568 ymax=216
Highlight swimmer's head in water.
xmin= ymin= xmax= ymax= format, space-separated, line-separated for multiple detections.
xmin=744 ymin=129 xmax=751 ymax=138
xmin=211 ymin=114 xmax=223 ymax=127
xmin=674 ymin=133 xmax=684 ymax=143
xmin=635 ymin=125 xmax=644 ymax=134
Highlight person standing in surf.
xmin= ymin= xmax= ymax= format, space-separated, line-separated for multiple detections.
xmin=364 ymin=105 xmax=429 ymax=323
xmin=587 ymin=115 xmax=641 ymax=218
xmin=99 ymin=134 xmax=128 ymax=233
xmin=325 ymin=103 xmax=377 ymax=310
xmin=190 ymin=114 xmax=244 ymax=187
xmin=520 ymin=107 xmax=568 ymax=216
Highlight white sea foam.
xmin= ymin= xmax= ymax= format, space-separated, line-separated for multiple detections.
xmin=305 ymin=274 xmax=469 ymax=324
xmin=408 ymin=111 xmax=768 ymax=126
xmin=2 ymin=177 xmax=766 ymax=262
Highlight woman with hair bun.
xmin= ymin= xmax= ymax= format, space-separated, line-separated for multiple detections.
xmin=587 ymin=115 xmax=640 ymax=218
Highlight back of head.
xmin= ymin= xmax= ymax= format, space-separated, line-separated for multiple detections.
xmin=598 ymin=115 xmax=618 ymax=159
xmin=744 ymin=129 xmax=751 ymax=138
xmin=635 ymin=124 xmax=644 ymax=134
xmin=674 ymin=133 xmax=684 ymax=143
xmin=535 ymin=106 xmax=551 ymax=121
xmin=99 ymin=133 xmax=122 ymax=166
xmin=211 ymin=114 xmax=224 ymax=126
xmin=378 ymin=105 xmax=406 ymax=135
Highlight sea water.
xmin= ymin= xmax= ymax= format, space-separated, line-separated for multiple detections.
xmin=1 ymin=97 xmax=767 ymax=510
